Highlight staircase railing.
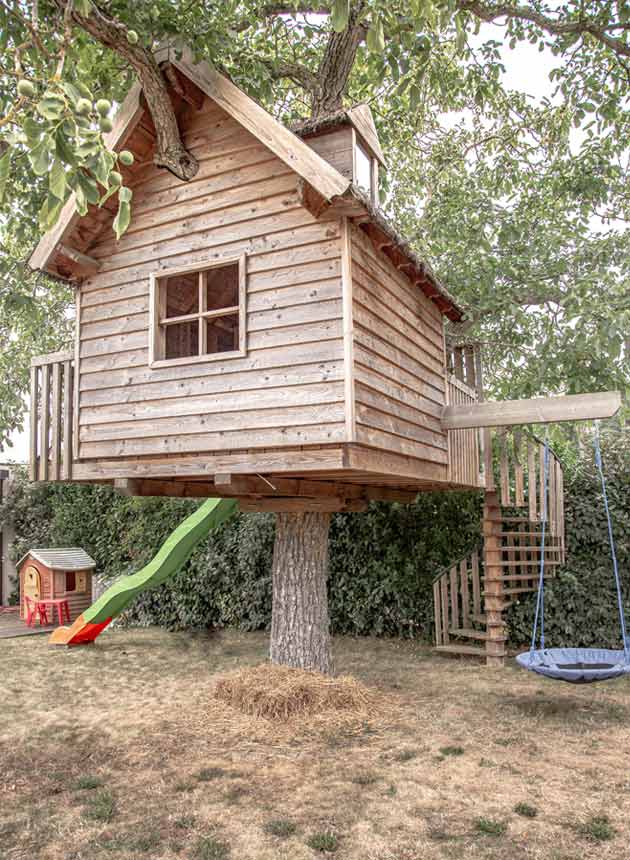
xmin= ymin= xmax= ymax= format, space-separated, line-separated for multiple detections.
xmin=433 ymin=546 xmax=483 ymax=647
xmin=29 ymin=351 xmax=75 ymax=482
xmin=434 ymin=427 xmax=567 ymax=663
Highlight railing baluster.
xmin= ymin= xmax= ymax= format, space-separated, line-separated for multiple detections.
xmin=460 ymin=559 xmax=469 ymax=627
xmin=440 ymin=576 xmax=450 ymax=644
xmin=433 ymin=581 xmax=443 ymax=645
xmin=63 ymin=360 xmax=73 ymax=480
xmin=39 ymin=364 xmax=50 ymax=481
xmin=527 ymin=440 xmax=537 ymax=522
xmin=449 ymin=564 xmax=459 ymax=630
xmin=471 ymin=550 xmax=481 ymax=616
xmin=50 ymin=362 xmax=62 ymax=481
xmin=29 ymin=367 xmax=39 ymax=482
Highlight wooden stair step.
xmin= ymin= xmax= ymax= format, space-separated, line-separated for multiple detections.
xmin=449 ymin=627 xmax=489 ymax=641
xmin=433 ymin=644 xmax=486 ymax=657
xmin=502 ymin=547 xmax=563 ymax=567
xmin=484 ymin=586 xmax=537 ymax=596
xmin=501 ymin=546 xmax=563 ymax=552
xmin=501 ymin=531 xmax=545 ymax=537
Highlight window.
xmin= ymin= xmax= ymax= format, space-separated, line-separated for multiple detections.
xmin=355 ymin=140 xmax=373 ymax=196
xmin=150 ymin=257 xmax=246 ymax=366
xmin=65 ymin=571 xmax=76 ymax=592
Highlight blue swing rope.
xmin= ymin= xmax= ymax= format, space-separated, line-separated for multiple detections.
xmin=530 ymin=435 xmax=550 ymax=656
xmin=594 ymin=424 xmax=629 ymax=662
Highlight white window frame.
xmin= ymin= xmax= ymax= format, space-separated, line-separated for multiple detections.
xmin=149 ymin=255 xmax=247 ymax=368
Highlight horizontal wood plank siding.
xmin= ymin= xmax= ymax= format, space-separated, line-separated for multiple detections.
xmin=350 ymin=224 xmax=449 ymax=471
xmin=76 ymin=97 xmax=345 ymax=462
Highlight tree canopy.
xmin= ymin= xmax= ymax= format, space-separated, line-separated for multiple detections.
xmin=1 ymin=0 xmax=629 ymax=446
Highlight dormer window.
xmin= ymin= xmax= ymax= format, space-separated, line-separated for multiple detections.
xmin=355 ymin=140 xmax=373 ymax=196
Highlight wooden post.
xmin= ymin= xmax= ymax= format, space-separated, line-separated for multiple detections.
xmin=483 ymin=490 xmax=506 ymax=667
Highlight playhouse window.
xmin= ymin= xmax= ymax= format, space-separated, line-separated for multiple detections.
xmin=150 ymin=257 xmax=246 ymax=366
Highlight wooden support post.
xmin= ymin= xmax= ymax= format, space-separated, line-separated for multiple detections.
xmin=460 ymin=559 xmax=470 ymax=628
xmin=483 ymin=491 xmax=506 ymax=667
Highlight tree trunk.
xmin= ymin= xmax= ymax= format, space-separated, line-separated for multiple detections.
xmin=270 ymin=511 xmax=333 ymax=674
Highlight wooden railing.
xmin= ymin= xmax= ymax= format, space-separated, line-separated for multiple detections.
xmin=433 ymin=547 xmax=483 ymax=646
xmin=446 ymin=341 xmax=482 ymax=396
xmin=30 ymin=351 xmax=74 ymax=482
xmin=446 ymin=375 xmax=481 ymax=487
xmin=434 ymin=428 xmax=567 ymax=660
xmin=489 ymin=430 xmax=565 ymax=546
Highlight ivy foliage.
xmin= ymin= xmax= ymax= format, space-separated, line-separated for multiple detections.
xmin=2 ymin=429 xmax=627 ymax=646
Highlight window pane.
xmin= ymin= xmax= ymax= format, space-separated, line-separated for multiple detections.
xmin=206 ymin=263 xmax=239 ymax=312
xmin=205 ymin=314 xmax=239 ymax=354
xmin=165 ymin=320 xmax=199 ymax=359
xmin=164 ymin=271 xmax=198 ymax=318
xmin=355 ymin=142 xmax=372 ymax=194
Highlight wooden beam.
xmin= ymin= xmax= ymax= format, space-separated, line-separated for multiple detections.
xmin=441 ymin=391 xmax=622 ymax=430
xmin=114 ymin=478 xmax=143 ymax=496
xmin=239 ymin=497 xmax=368 ymax=513
xmin=58 ymin=244 xmax=101 ymax=274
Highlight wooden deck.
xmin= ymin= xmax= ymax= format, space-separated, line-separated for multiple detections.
xmin=0 ymin=611 xmax=56 ymax=639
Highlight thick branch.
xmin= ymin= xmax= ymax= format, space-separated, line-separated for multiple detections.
xmin=459 ymin=2 xmax=630 ymax=59
xmin=312 ymin=0 xmax=367 ymax=116
xmin=53 ymin=1 xmax=198 ymax=180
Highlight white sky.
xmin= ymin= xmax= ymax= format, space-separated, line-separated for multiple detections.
xmin=0 ymin=26 xmax=569 ymax=466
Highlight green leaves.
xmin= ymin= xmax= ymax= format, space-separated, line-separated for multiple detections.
xmin=330 ymin=0 xmax=349 ymax=33
xmin=0 ymin=149 xmax=9 ymax=205
xmin=113 ymin=199 xmax=131 ymax=240
xmin=367 ymin=17 xmax=385 ymax=53
xmin=49 ymin=159 xmax=67 ymax=201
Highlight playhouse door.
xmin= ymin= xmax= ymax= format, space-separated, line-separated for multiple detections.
xmin=23 ymin=566 xmax=41 ymax=618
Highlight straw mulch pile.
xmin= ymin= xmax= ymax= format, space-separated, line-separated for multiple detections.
xmin=213 ymin=663 xmax=382 ymax=723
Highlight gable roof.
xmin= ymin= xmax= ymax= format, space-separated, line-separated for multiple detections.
xmin=18 ymin=548 xmax=96 ymax=571
xmin=28 ymin=43 xmax=463 ymax=321
xmin=29 ymin=47 xmax=350 ymax=276
xmin=292 ymin=103 xmax=386 ymax=166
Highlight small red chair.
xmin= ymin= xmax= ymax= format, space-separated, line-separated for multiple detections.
xmin=24 ymin=596 xmax=49 ymax=627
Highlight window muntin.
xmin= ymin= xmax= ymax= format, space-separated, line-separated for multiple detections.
xmin=150 ymin=257 xmax=246 ymax=366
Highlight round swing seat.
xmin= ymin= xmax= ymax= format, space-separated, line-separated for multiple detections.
xmin=516 ymin=647 xmax=630 ymax=684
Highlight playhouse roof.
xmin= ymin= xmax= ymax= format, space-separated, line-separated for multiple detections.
xmin=18 ymin=548 xmax=96 ymax=571
xmin=28 ymin=42 xmax=463 ymax=322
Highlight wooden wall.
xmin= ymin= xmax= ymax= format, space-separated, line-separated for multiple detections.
xmin=348 ymin=224 xmax=449 ymax=477
xmin=76 ymin=97 xmax=346 ymax=462
xmin=303 ymin=127 xmax=354 ymax=180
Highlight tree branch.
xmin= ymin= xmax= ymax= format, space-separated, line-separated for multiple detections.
xmin=52 ymin=1 xmax=198 ymax=181
xmin=459 ymin=1 xmax=630 ymax=59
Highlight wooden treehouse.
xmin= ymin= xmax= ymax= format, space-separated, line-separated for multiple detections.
xmin=27 ymin=45 xmax=620 ymax=666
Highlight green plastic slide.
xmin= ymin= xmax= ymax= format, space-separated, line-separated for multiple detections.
xmin=49 ymin=497 xmax=238 ymax=645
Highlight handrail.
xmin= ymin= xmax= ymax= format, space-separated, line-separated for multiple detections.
xmin=432 ymin=542 xmax=483 ymax=585
xmin=31 ymin=350 xmax=73 ymax=367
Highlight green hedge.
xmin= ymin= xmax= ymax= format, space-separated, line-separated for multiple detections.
xmin=508 ymin=431 xmax=630 ymax=649
xmin=1 ymin=429 xmax=627 ymax=646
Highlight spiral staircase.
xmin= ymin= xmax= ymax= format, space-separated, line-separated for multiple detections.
xmin=433 ymin=431 xmax=566 ymax=666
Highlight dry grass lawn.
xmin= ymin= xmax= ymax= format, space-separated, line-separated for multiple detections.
xmin=2 ymin=627 xmax=630 ymax=860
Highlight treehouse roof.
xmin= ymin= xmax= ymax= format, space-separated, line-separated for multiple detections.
xmin=29 ymin=43 xmax=463 ymax=322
